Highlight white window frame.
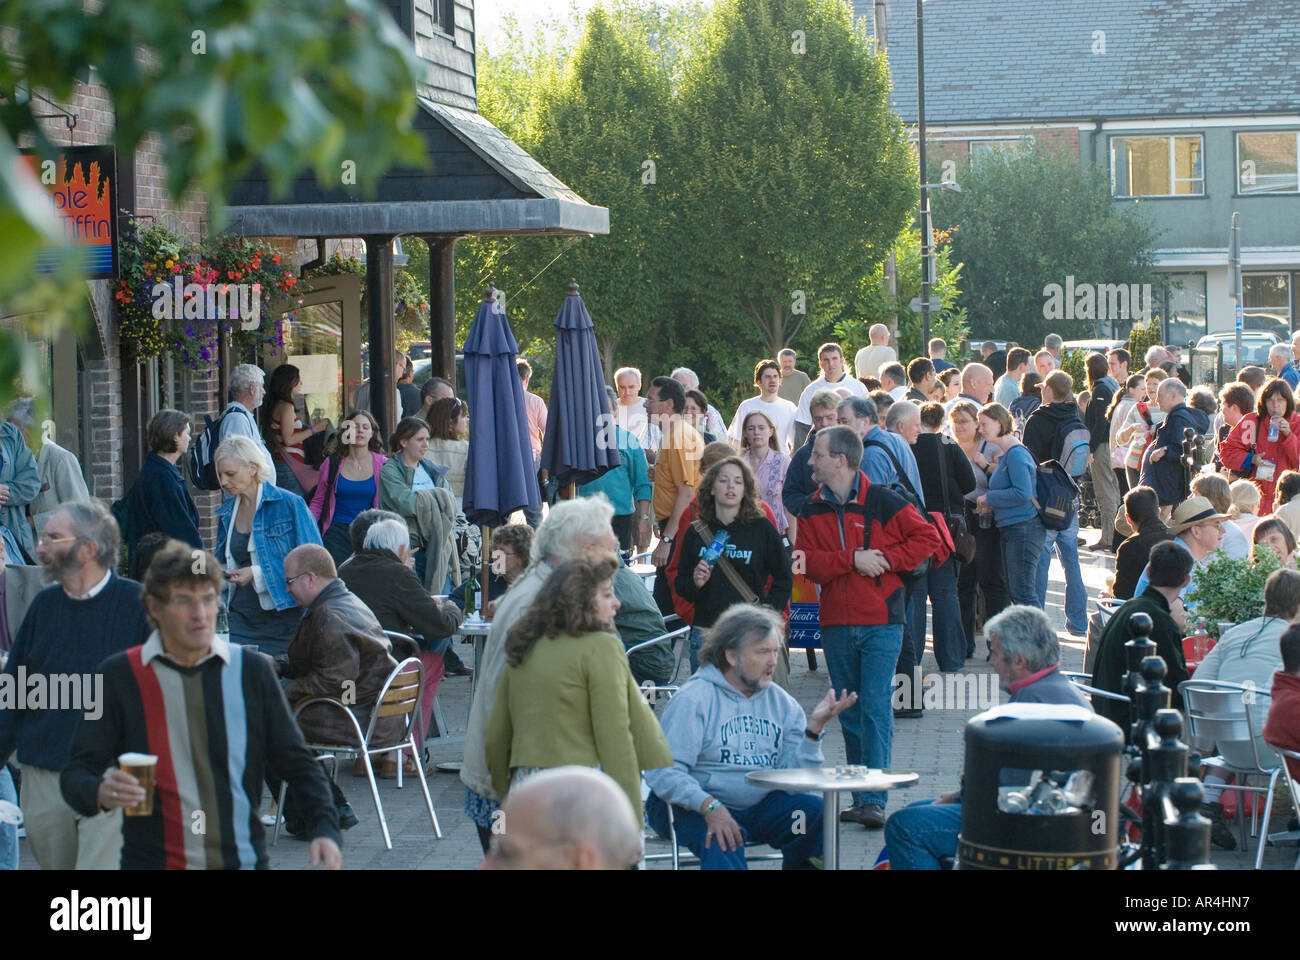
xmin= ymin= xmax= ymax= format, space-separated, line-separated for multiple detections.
xmin=1110 ymin=134 xmax=1205 ymax=198
xmin=1235 ymin=131 xmax=1300 ymax=195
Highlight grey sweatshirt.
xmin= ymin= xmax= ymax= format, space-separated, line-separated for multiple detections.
xmin=644 ymin=664 xmax=823 ymax=812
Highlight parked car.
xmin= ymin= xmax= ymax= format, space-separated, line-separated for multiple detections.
xmin=1190 ymin=331 xmax=1281 ymax=388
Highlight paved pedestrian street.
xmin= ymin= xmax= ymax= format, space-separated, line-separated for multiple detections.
xmin=20 ymin=536 xmax=1288 ymax=870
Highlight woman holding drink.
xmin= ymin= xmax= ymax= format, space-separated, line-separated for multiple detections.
xmin=1220 ymin=377 xmax=1300 ymax=514
xmin=950 ymin=400 xmax=1010 ymax=658
xmin=1115 ymin=367 xmax=1168 ymax=490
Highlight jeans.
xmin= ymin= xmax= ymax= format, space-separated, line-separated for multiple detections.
xmin=1000 ymin=517 xmax=1047 ymax=608
xmin=688 ymin=626 xmax=707 ymax=674
xmin=908 ymin=555 xmax=965 ymax=672
xmin=884 ymin=798 xmax=963 ymax=869
xmin=1035 ymin=512 xmax=1087 ymax=632
xmin=958 ymin=514 xmax=1011 ymax=656
xmin=822 ymin=623 xmax=903 ymax=807
xmin=0 ymin=765 xmax=17 ymax=870
xmin=646 ymin=790 xmax=823 ymax=870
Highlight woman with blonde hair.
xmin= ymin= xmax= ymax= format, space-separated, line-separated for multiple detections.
xmin=1229 ymin=478 xmax=1263 ymax=540
xmin=213 ymin=434 xmax=323 ymax=654
xmin=485 ymin=557 xmax=671 ymax=817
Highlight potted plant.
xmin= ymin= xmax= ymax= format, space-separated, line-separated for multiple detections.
xmin=1184 ymin=544 xmax=1282 ymax=638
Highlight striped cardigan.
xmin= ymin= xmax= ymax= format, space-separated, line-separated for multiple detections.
xmin=62 ymin=633 xmax=340 ymax=869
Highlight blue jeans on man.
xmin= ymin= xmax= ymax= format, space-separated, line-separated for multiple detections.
xmin=884 ymin=797 xmax=963 ymax=869
xmin=821 ymin=624 xmax=903 ymax=807
xmin=907 ymin=555 xmax=966 ymax=672
xmin=1035 ymin=511 xmax=1087 ymax=633
xmin=999 ymin=517 xmax=1047 ymax=608
xmin=646 ymin=790 xmax=823 ymax=869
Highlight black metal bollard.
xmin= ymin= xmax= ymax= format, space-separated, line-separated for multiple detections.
xmin=1142 ymin=709 xmax=1187 ymax=869
xmin=1163 ymin=778 xmax=1215 ymax=870
xmin=1123 ymin=613 xmax=1156 ymax=743
xmin=1135 ymin=656 xmax=1172 ymax=758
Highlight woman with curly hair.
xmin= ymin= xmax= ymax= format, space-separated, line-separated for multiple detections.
xmin=308 ymin=409 xmax=388 ymax=566
xmin=674 ymin=456 xmax=792 ymax=674
xmin=484 ymin=557 xmax=671 ymax=817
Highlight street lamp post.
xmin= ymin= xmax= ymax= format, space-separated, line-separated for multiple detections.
xmin=916 ymin=0 xmax=930 ymax=348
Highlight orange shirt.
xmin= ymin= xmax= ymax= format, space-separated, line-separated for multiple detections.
xmin=652 ymin=418 xmax=703 ymax=523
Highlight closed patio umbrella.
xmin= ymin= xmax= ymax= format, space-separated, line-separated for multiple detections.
xmin=462 ymin=288 xmax=540 ymax=613
xmin=539 ymin=280 xmax=620 ymax=492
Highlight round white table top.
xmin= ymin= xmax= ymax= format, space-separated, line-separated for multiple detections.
xmin=458 ymin=618 xmax=493 ymax=636
xmin=746 ymin=767 xmax=919 ymax=793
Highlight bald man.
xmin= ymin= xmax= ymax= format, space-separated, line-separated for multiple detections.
xmin=482 ymin=766 xmax=642 ymax=870
xmin=854 ymin=324 xmax=897 ymax=388
xmin=948 ymin=362 xmax=994 ymax=412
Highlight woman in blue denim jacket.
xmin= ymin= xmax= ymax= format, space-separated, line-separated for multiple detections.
xmin=213 ymin=435 xmax=322 ymax=657
xmin=975 ymin=402 xmax=1046 ymax=609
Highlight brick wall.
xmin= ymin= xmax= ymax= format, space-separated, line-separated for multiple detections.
xmin=930 ymin=126 xmax=1082 ymax=166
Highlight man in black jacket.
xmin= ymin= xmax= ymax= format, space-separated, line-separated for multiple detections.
xmin=1084 ymin=352 xmax=1121 ymax=552
xmin=1091 ymin=541 xmax=1193 ymax=727
xmin=1111 ymin=486 xmax=1173 ymax=601
xmin=782 ymin=390 xmax=840 ymax=527
xmin=1139 ymin=378 xmax=1210 ymax=507
xmin=1022 ymin=371 xmax=1089 ymax=635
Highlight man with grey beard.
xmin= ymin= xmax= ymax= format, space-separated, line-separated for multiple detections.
xmin=0 ymin=500 xmax=150 ymax=868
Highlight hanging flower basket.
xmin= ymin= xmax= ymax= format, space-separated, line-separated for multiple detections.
xmin=115 ymin=218 xmax=305 ymax=370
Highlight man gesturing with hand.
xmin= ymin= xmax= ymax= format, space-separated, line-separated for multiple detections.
xmin=645 ymin=606 xmax=855 ymax=869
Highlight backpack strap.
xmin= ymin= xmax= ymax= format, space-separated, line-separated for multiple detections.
xmin=862 ymin=438 xmax=923 ymax=504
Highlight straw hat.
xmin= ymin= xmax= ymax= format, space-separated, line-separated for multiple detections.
xmin=1170 ymin=496 xmax=1232 ymax=534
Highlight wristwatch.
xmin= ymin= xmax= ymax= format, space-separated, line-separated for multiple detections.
xmin=661 ymin=535 xmax=675 ymax=545
xmin=805 ymin=728 xmax=824 ymax=742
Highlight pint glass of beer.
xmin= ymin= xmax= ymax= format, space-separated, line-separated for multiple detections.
xmin=118 ymin=753 xmax=158 ymax=817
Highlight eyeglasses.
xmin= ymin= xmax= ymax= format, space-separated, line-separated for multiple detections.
xmin=285 ymin=572 xmax=313 ymax=587
xmin=38 ymin=534 xmax=81 ymax=546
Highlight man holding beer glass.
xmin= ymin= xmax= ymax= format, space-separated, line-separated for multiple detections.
xmin=62 ymin=541 xmax=342 ymax=869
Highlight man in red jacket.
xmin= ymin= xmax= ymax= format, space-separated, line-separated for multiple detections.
xmin=1264 ymin=623 xmax=1300 ymax=781
xmin=796 ymin=425 xmax=941 ymax=828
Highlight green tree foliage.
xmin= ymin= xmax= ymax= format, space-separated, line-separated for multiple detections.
xmin=0 ymin=0 xmax=427 ymax=404
xmin=1127 ymin=319 xmax=1165 ymax=368
xmin=931 ymin=143 xmax=1161 ymax=348
xmin=669 ymin=0 xmax=915 ymax=399
xmin=835 ymin=220 xmax=969 ymax=367
xmin=465 ymin=0 xmax=917 ymax=412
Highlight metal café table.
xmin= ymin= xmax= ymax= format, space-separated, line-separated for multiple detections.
xmin=745 ymin=767 xmax=918 ymax=869
xmin=431 ymin=615 xmax=493 ymax=773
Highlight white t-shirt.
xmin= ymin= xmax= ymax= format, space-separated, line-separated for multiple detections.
xmin=729 ymin=395 xmax=799 ymax=452
xmin=795 ymin=374 xmax=869 ymax=425
xmin=888 ymin=385 xmax=909 ymax=401
xmin=411 ymin=463 xmax=437 ymax=493
xmin=616 ymin=399 xmax=661 ymax=451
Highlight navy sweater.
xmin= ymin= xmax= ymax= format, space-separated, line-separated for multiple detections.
xmin=125 ymin=452 xmax=203 ymax=558
xmin=0 ymin=574 xmax=151 ymax=770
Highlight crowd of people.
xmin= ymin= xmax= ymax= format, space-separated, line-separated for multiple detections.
xmin=6 ymin=326 xmax=1300 ymax=870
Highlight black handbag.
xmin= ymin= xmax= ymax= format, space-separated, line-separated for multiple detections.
xmin=940 ymin=440 xmax=977 ymax=564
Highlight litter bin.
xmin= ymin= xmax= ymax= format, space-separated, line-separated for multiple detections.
xmin=956 ymin=702 xmax=1124 ymax=869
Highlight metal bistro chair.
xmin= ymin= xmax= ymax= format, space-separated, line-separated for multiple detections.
xmin=1062 ymin=671 xmax=1133 ymax=707
xmin=1178 ymin=678 xmax=1283 ymax=869
xmin=273 ymin=656 xmax=442 ymax=850
xmin=1261 ymin=742 xmax=1300 ymax=870
xmin=638 ymin=776 xmax=784 ymax=870
xmin=383 ymin=630 xmax=454 ymax=747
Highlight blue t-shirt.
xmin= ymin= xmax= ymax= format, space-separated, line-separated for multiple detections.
xmin=333 ymin=473 xmax=376 ymax=528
